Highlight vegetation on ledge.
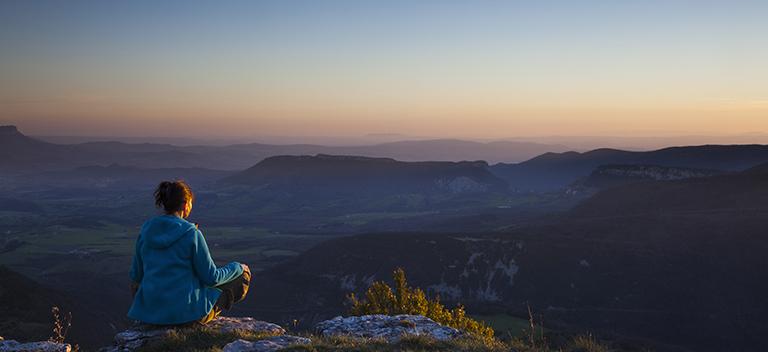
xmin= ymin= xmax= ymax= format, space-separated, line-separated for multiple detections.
xmin=347 ymin=268 xmax=495 ymax=340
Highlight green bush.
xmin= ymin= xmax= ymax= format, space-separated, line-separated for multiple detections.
xmin=346 ymin=268 xmax=495 ymax=340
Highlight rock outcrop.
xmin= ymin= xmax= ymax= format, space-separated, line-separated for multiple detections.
xmin=0 ymin=340 xmax=71 ymax=352
xmin=315 ymin=314 xmax=464 ymax=342
xmin=2 ymin=315 xmax=468 ymax=352
xmin=222 ymin=336 xmax=311 ymax=352
xmin=206 ymin=317 xmax=286 ymax=335
xmin=100 ymin=317 xmax=308 ymax=352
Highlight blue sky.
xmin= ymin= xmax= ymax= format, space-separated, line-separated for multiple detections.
xmin=1 ymin=0 xmax=767 ymax=138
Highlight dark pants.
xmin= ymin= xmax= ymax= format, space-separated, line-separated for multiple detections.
xmin=198 ymin=268 xmax=251 ymax=324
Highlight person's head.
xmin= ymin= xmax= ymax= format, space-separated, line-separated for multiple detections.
xmin=153 ymin=180 xmax=194 ymax=218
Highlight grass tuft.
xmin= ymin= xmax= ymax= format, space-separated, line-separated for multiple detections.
xmin=567 ymin=334 xmax=609 ymax=352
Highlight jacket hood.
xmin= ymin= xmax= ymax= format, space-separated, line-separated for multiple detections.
xmin=141 ymin=215 xmax=196 ymax=249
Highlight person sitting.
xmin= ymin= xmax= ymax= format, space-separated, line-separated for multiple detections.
xmin=127 ymin=180 xmax=250 ymax=325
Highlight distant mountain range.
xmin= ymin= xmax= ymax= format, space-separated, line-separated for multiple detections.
xmin=6 ymin=124 xmax=768 ymax=195
xmin=0 ymin=125 xmax=568 ymax=171
xmin=490 ymin=145 xmax=768 ymax=191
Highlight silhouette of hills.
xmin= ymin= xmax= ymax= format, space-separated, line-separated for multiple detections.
xmin=223 ymin=154 xmax=507 ymax=196
xmin=490 ymin=145 xmax=768 ymax=191
xmin=0 ymin=126 xmax=67 ymax=169
xmin=0 ymin=126 xmax=567 ymax=172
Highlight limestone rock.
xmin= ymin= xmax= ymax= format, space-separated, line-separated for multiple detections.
xmin=207 ymin=317 xmax=285 ymax=335
xmin=0 ymin=340 xmax=71 ymax=352
xmin=315 ymin=314 xmax=464 ymax=342
xmin=222 ymin=336 xmax=311 ymax=352
xmin=101 ymin=316 xmax=286 ymax=352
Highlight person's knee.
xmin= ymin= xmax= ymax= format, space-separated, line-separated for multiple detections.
xmin=240 ymin=263 xmax=251 ymax=285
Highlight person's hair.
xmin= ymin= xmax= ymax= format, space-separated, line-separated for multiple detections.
xmin=153 ymin=180 xmax=194 ymax=214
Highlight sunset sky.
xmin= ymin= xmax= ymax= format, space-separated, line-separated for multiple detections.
xmin=1 ymin=0 xmax=767 ymax=140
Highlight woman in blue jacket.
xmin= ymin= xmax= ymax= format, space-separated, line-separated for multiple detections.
xmin=128 ymin=180 xmax=250 ymax=325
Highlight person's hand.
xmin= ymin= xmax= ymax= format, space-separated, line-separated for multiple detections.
xmin=241 ymin=263 xmax=250 ymax=273
xmin=130 ymin=281 xmax=140 ymax=298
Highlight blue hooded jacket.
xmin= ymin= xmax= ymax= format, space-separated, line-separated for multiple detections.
xmin=127 ymin=215 xmax=243 ymax=324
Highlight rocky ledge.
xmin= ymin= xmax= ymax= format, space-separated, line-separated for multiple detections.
xmin=222 ymin=336 xmax=311 ymax=352
xmin=99 ymin=317 xmax=308 ymax=352
xmin=316 ymin=314 xmax=464 ymax=342
xmin=0 ymin=339 xmax=71 ymax=352
xmin=2 ymin=314 xmax=466 ymax=352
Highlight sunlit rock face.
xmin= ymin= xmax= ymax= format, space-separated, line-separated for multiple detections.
xmin=315 ymin=315 xmax=464 ymax=342
xmin=568 ymin=164 xmax=723 ymax=193
xmin=592 ymin=164 xmax=720 ymax=181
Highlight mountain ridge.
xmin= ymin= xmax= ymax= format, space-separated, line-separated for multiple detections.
xmin=222 ymin=154 xmax=505 ymax=196
xmin=490 ymin=144 xmax=768 ymax=191
xmin=0 ymin=126 xmax=568 ymax=171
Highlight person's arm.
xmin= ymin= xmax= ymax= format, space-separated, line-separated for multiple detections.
xmin=191 ymin=228 xmax=243 ymax=287
xmin=129 ymin=234 xmax=143 ymax=297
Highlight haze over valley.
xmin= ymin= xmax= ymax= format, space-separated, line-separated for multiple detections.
xmin=3 ymin=125 xmax=768 ymax=351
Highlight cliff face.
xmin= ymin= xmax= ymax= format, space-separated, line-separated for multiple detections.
xmin=584 ymin=164 xmax=721 ymax=185
xmin=566 ymin=164 xmax=723 ymax=193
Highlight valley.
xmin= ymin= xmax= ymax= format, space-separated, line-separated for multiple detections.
xmin=2 ymin=126 xmax=768 ymax=351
